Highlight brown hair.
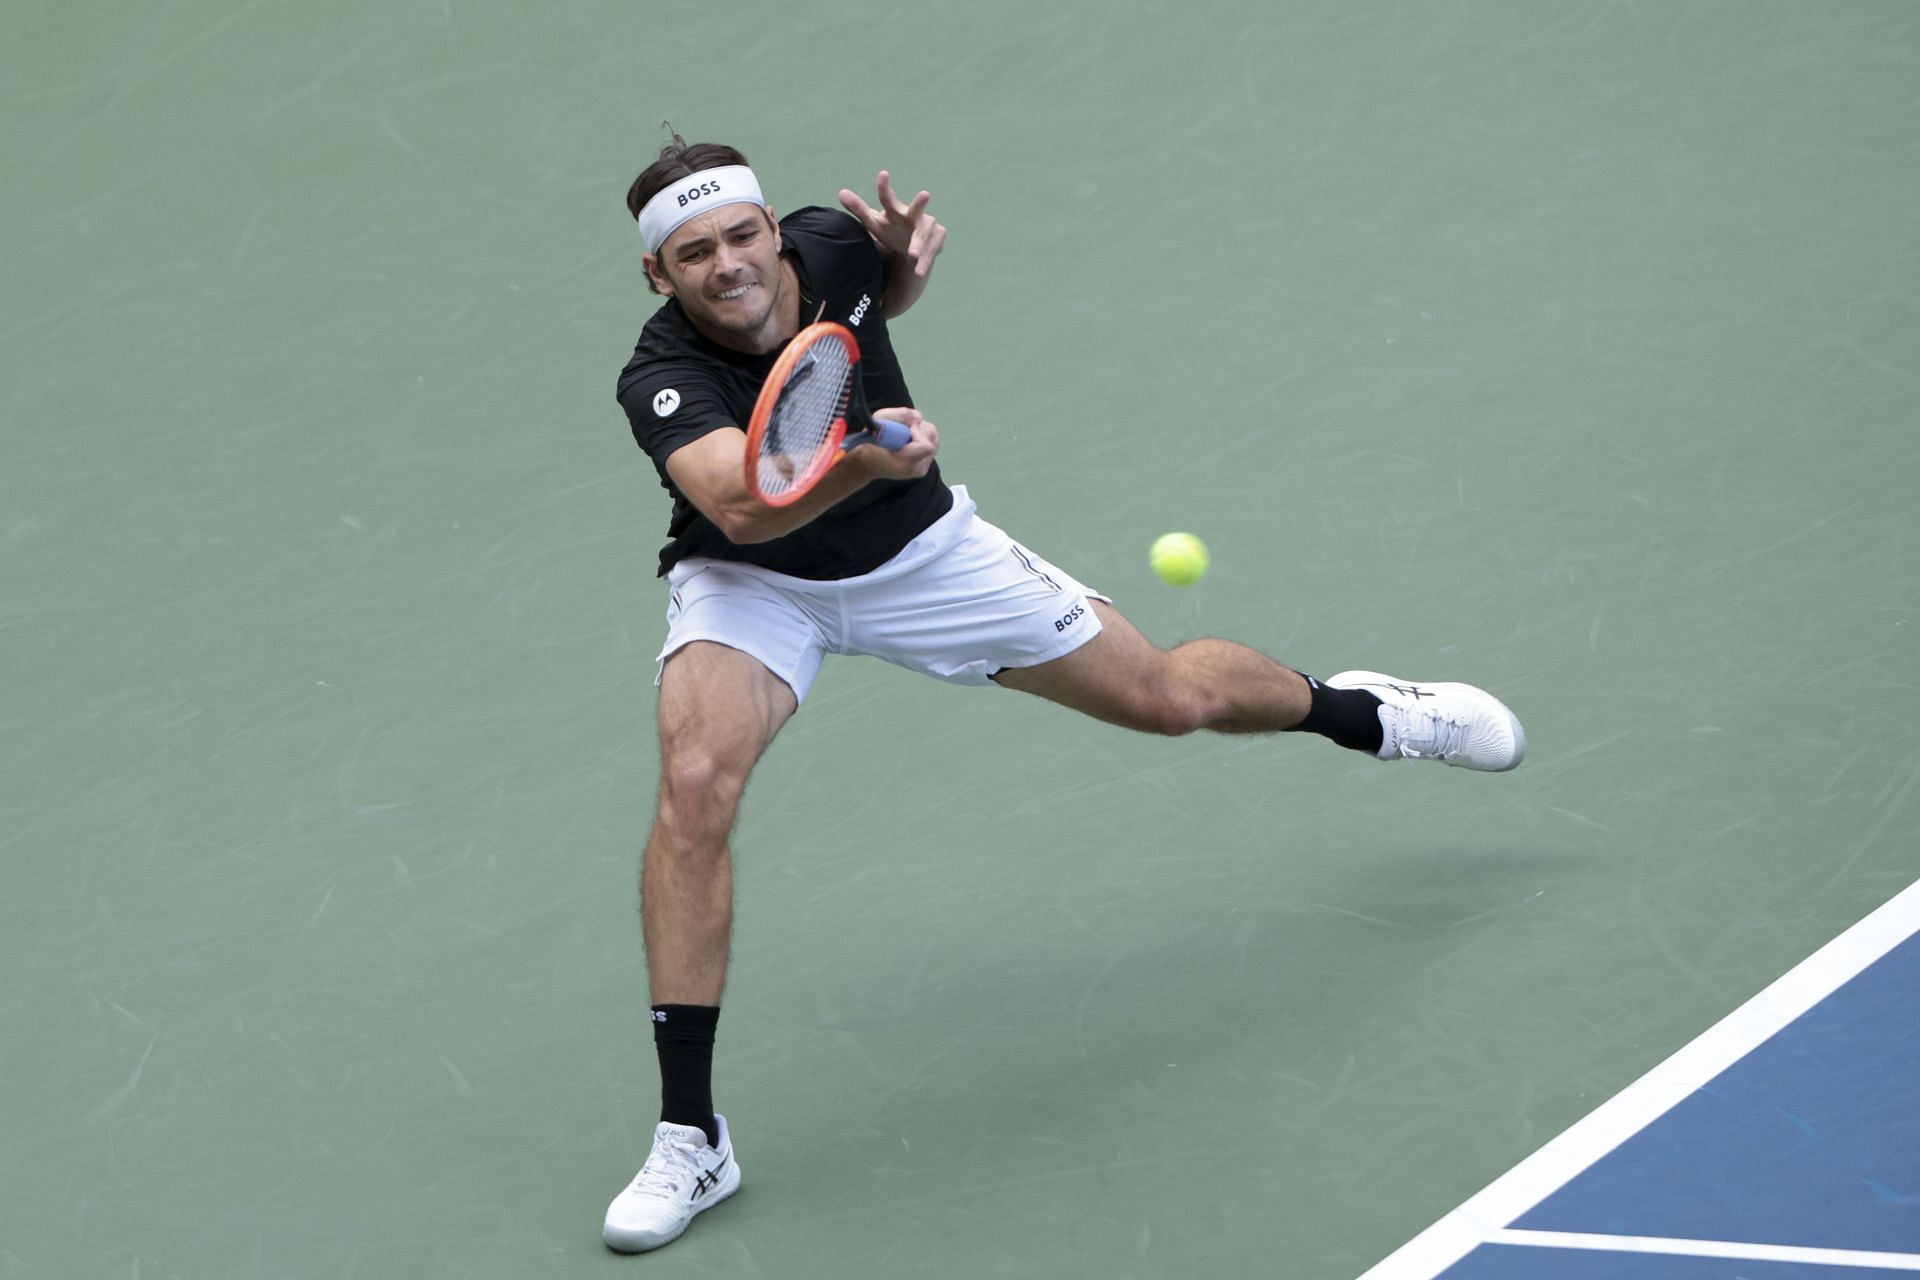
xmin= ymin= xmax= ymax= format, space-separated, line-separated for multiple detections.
xmin=626 ymin=131 xmax=754 ymax=294
xmin=626 ymin=132 xmax=751 ymax=221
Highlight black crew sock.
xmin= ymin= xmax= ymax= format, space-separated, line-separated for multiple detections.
xmin=1288 ymin=674 xmax=1385 ymax=755
xmin=652 ymin=1004 xmax=720 ymax=1149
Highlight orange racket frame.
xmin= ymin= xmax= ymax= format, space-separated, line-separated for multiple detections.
xmin=742 ymin=322 xmax=862 ymax=508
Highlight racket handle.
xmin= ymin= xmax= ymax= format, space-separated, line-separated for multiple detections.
xmin=871 ymin=418 xmax=912 ymax=451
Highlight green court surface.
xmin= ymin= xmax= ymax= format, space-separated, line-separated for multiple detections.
xmin=4 ymin=2 xmax=1917 ymax=1277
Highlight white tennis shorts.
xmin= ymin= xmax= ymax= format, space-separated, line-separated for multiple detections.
xmin=655 ymin=487 xmax=1109 ymax=703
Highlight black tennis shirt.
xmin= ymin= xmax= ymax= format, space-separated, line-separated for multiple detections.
xmin=617 ymin=206 xmax=952 ymax=579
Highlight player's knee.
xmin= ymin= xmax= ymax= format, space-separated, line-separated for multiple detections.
xmin=1159 ymin=697 xmax=1212 ymax=737
xmin=1129 ymin=683 xmax=1210 ymax=737
xmin=657 ymin=749 xmax=749 ymax=836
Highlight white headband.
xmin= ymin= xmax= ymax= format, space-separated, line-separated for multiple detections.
xmin=636 ymin=165 xmax=767 ymax=253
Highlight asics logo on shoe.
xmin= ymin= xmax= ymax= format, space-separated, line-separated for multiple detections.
xmin=692 ymin=1154 xmax=729 ymax=1199
xmin=1387 ymin=682 xmax=1433 ymax=699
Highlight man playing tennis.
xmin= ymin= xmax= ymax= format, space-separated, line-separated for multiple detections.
xmin=605 ymin=136 xmax=1527 ymax=1252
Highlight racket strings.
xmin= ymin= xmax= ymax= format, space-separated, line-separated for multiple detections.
xmin=758 ymin=337 xmax=853 ymax=496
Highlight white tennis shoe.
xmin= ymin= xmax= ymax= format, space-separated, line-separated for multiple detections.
xmin=603 ymin=1115 xmax=741 ymax=1253
xmin=1325 ymin=671 xmax=1526 ymax=772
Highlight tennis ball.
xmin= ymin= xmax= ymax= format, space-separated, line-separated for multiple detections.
xmin=1150 ymin=532 xmax=1209 ymax=586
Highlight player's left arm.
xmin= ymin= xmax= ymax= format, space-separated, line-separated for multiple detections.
xmin=838 ymin=170 xmax=947 ymax=318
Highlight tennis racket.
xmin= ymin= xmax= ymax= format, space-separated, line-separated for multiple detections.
xmin=742 ymin=322 xmax=911 ymax=506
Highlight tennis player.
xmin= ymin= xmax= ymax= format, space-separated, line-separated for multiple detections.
xmin=603 ymin=135 xmax=1527 ymax=1252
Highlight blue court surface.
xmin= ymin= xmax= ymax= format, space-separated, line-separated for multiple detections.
xmin=1363 ymin=881 xmax=1920 ymax=1279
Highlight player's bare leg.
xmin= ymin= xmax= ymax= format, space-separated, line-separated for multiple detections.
xmin=607 ymin=640 xmax=792 ymax=1253
xmin=644 ymin=640 xmax=795 ymax=1003
xmin=994 ymin=602 xmax=1524 ymax=769
xmin=992 ymin=602 xmax=1312 ymax=735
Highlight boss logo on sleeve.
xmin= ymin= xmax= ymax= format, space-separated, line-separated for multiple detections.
xmin=653 ymin=388 xmax=681 ymax=417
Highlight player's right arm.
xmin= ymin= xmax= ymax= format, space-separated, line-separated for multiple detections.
xmin=664 ymin=411 xmax=939 ymax=545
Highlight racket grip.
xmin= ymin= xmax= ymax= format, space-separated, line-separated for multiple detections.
xmin=871 ymin=418 xmax=912 ymax=451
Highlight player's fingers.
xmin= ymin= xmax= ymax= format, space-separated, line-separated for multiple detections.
xmin=912 ymin=220 xmax=948 ymax=276
xmin=838 ymin=189 xmax=881 ymax=229
xmin=876 ymin=170 xmax=905 ymax=217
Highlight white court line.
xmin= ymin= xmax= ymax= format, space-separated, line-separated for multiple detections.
xmin=1488 ymin=1229 xmax=1920 ymax=1271
xmin=1358 ymin=877 xmax=1920 ymax=1280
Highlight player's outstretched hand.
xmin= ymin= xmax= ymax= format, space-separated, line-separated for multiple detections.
xmin=839 ymin=171 xmax=947 ymax=280
xmin=850 ymin=407 xmax=938 ymax=480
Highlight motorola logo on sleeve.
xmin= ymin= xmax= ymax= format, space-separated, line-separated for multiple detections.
xmin=653 ymin=388 xmax=681 ymax=417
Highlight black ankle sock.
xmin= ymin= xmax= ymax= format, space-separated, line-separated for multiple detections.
xmin=1289 ymin=675 xmax=1385 ymax=755
xmin=652 ymin=1004 xmax=720 ymax=1148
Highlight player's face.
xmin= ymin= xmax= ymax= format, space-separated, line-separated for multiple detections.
xmin=647 ymin=206 xmax=788 ymax=352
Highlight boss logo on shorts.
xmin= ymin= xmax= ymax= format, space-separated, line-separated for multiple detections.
xmin=676 ymin=180 xmax=725 ymax=208
xmin=653 ymin=388 xmax=681 ymax=418
xmin=848 ymin=293 xmax=872 ymax=327
xmin=1054 ymin=603 xmax=1086 ymax=632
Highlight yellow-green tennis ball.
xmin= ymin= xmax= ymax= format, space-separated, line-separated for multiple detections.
xmin=1150 ymin=532 xmax=1209 ymax=586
